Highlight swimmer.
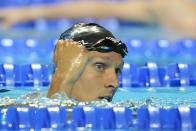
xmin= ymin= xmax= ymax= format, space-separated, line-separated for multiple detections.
xmin=47 ymin=23 xmax=128 ymax=102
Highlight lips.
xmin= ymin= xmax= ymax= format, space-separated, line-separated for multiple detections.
xmin=98 ymin=89 xmax=117 ymax=102
xmin=98 ymin=96 xmax=112 ymax=102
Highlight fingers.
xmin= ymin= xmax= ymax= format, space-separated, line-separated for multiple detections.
xmin=50 ymin=39 xmax=89 ymax=97
xmin=60 ymin=39 xmax=86 ymax=49
xmin=53 ymin=39 xmax=87 ymax=66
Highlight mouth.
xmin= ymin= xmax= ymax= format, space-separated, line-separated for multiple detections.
xmin=98 ymin=96 xmax=112 ymax=102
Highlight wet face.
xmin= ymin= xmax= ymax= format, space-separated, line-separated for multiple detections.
xmin=69 ymin=51 xmax=124 ymax=102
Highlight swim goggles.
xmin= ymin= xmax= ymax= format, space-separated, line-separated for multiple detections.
xmin=77 ymin=37 xmax=128 ymax=58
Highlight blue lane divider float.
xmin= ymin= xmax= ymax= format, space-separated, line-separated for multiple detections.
xmin=95 ymin=107 xmax=116 ymax=129
xmin=167 ymin=63 xmax=182 ymax=87
xmin=138 ymin=66 xmax=150 ymax=87
xmin=0 ymin=38 xmax=55 ymax=64
xmin=159 ymin=107 xmax=181 ymax=129
xmin=0 ymin=65 xmax=6 ymax=86
xmin=0 ymin=64 xmax=53 ymax=87
xmin=1 ymin=38 xmax=196 ymax=64
xmin=137 ymin=107 xmax=149 ymax=129
xmin=190 ymin=108 xmax=196 ymax=129
xmin=150 ymin=39 xmax=175 ymax=58
xmin=113 ymin=107 xmax=132 ymax=129
xmin=0 ymin=107 xmax=19 ymax=130
xmin=120 ymin=63 xmax=139 ymax=88
xmin=29 ymin=107 xmax=50 ymax=129
xmin=71 ymin=106 xmax=85 ymax=129
xmin=119 ymin=62 xmax=196 ymax=88
xmin=1 ymin=106 xmax=195 ymax=130
xmin=1 ymin=63 xmax=196 ymax=88
xmin=176 ymin=39 xmax=196 ymax=58
xmin=166 ymin=63 xmax=196 ymax=87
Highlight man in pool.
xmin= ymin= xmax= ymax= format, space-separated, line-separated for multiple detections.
xmin=47 ymin=23 xmax=128 ymax=102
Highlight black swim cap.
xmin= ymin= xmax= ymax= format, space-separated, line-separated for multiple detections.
xmin=59 ymin=23 xmax=128 ymax=58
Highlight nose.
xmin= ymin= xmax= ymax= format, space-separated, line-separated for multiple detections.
xmin=104 ymin=68 xmax=119 ymax=89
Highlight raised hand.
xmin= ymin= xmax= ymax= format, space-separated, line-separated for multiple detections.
xmin=48 ymin=40 xmax=88 ymax=97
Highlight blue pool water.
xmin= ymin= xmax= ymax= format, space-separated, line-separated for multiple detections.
xmin=0 ymin=87 xmax=196 ymax=130
xmin=114 ymin=87 xmax=196 ymax=107
xmin=1 ymin=87 xmax=196 ymax=107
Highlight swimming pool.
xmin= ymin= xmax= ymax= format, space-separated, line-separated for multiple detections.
xmin=0 ymin=21 xmax=196 ymax=130
xmin=0 ymin=62 xmax=196 ymax=130
xmin=0 ymin=86 xmax=195 ymax=130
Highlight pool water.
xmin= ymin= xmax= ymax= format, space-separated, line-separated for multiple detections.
xmin=114 ymin=87 xmax=196 ymax=107
xmin=1 ymin=87 xmax=195 ymax=108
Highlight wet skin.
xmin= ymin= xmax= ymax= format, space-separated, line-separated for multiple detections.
xmin=48 ymin=40 xmax=124 ymax=102
xmin=70 ymin=51 xmax=124 ymax=101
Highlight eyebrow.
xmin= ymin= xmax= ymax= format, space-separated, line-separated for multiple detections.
xmin=89 ymin=56 xmax=124 ymax=68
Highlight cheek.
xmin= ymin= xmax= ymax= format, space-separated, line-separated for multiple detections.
xmin=80 ymin=69 xmax=104 ymax=91
xmin=81 ymin=65 xmax=105 ymax=85
xmin=71 ymin=67 xmax=105 ymax=100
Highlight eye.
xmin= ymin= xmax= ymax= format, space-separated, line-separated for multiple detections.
xmin=95 ymin=63 xmax=106 ymax=72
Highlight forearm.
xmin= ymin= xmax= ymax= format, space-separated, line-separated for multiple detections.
xmin=0 ymin=1 xmax=154 ymax=22
xmin=47 ymin=70 xmax=73 ymax=98
xmin=48 ymin=40 xmax=88 ymax=98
